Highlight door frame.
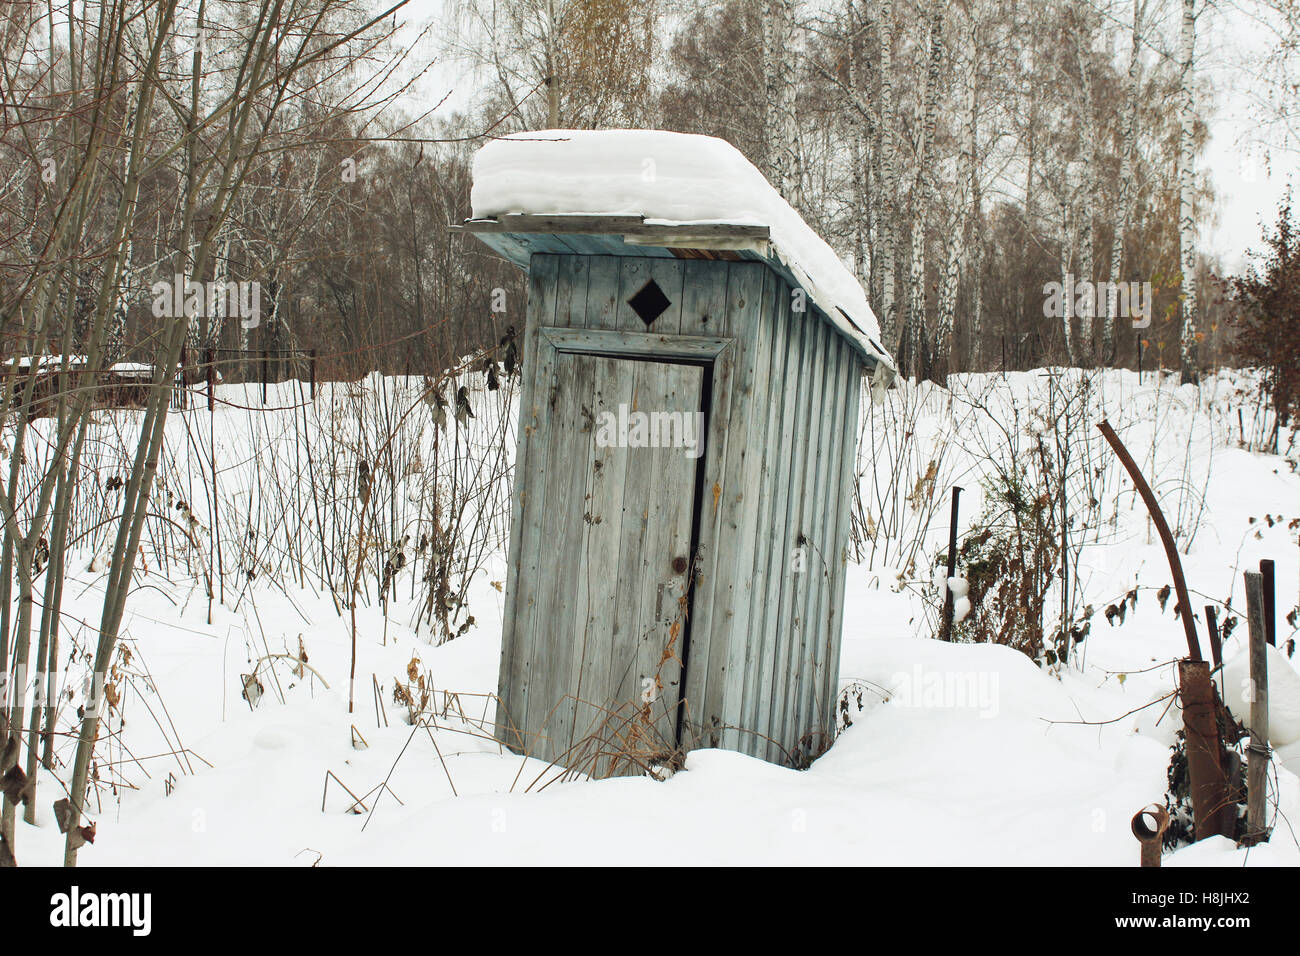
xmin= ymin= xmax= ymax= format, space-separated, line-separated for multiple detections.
xmin=539 ymin=326 xmax=735 ymax=748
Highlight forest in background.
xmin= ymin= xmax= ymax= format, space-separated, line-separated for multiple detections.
xmin=4 ymin=0 xmax=1299 ymax=386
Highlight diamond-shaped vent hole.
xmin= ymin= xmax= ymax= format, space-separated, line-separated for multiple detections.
xmin=628 ymin=279 xmax=671 ymax=327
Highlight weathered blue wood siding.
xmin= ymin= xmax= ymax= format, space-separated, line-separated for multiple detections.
xmin=496 ymin=250 xmax=864 ymax=772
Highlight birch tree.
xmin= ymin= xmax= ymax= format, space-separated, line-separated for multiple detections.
xmin=763 ymin=0 xmax=802 ymax=203
xmin=935 ymin=10 xmax=980 ymax=373
xmin=1104 ymin=0 xmax=1147 ymax=364
xmin=901 ymin=5 xmax=944 ymax=379
xmin=1073 ymin=6 xmax=1099 ymax=365
xmin=1178 ymin=0 xmax=1200 ymax=383
xmin=877 ymin=0 xmax=901 ymax=348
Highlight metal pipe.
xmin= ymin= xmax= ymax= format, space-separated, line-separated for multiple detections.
xmin=1132 ymin=804 xmax=1169 ymax=867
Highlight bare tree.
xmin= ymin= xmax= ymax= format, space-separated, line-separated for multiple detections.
xmin=1178 ymin=0 xmax=1200 ymax=383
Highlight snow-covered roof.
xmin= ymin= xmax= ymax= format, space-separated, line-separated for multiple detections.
xmin=5 ymin=354 xmax=88 ymax=370
xmin=107 ymin=362 xmax=153 ymax=377
xmin=469 ymin=130 xmax=895 ymax=376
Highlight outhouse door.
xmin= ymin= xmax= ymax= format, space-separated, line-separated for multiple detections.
xmin=519 ymin=345 xmax=706 ymax=768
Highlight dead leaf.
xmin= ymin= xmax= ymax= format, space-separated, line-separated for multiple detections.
xmin=54 ymin=797 xmax=75 ymax=833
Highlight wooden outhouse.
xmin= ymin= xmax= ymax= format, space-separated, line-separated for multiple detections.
xmin=463 ymin=132 xmax=894 ymax=773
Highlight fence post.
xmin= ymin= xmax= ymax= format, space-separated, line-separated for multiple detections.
xmin=938 ymin=486 xmax=963 ymax=642
xmin=1260 ymin=558 xmax=1276 ymax=646
xmin=261 ymin=349 xmax=269 ymax=406
xmin=310 ymin=348 xmax=317 ymax=400
xmin=206 ymin=347 xmax=215 ymax=411
xmin=1243 ymin=570 xmax=1271 ymax=846
xmin=178 ymin=345 xmax=188 ymax=410
xmin=1096 ymin=419 xmax=1234 ymax=840
xmin=1205 ymin=605 xmax=1222 ymax=670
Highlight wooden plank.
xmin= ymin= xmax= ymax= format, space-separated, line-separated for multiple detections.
xmin=626 ymin=233 xmax=769 ymax=254
xmin=630 ymin=222 xmax=770 ymax=240
xmin=627 ymin=362 xmax=702 ymax=760
xmin=561 ymin=259 xmax=628 ymax=765
xmin=746 ymin=285 xmax=805 ymax=759
xmin=715 ymin=266 xmax=778 ymax=755
xmin=510 ymin=256 xmax=591 ymax=758
xmin=522 ymin=351 xmax=595 ymax=764
xmin=606 ymin=360 xmax=656 ymax=737
xmin=763 ymin=289 xmax=818 ymax=762
xmin=463 ymin=214 xmax=770 ymax=243
xmin=538 ymin=352 xmax=600 ymax=767
xmin=584 ymin=257 xmax=622 ymax=331
xmin=552 ymin=255 xmax=591 ymax=329
xmin=674 ymin=260 xmax=734 ymax=748
xmin=779 ymin=318 xmax=830 ymax=761
xmin=792 ymin=329 xmax=845 ymax=761
xmin=678 ymin=259 xmax=734 ymax=337
xmin=463 ymin=215 xmax=645 ymax=234
xmin=496 ymin=254 xmax=559 ymax=747
xmin=705 ymin=263 xmax=774 ymax=753
xmin=565 ymin=355 xmax=635 ymax=762
xmin=738 ymin=282 xmax=795 ymax=755
xmin=470 ymin=231 xmax=534 ymax=270
xmin=518 ymin=347 xmax=582 ymax=757
xmin=821 ymin=348 xmax=863 ymax=743
xmin=1244 ymin=570 xmax=1271 ymax=845
xmin=541 ymin=326 xmax=730 ymax=362
xmin=503 ymin=214 xmax=646 ymax=234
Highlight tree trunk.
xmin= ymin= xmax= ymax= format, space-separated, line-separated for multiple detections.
xmin=1060 ymin=200 xmax=1075 ymax=365
xmin=1075 ymin=18 xmax=1097 ymax=366
xmin=1106 ymin=0 xmax=1144 ymax=366
xmin=762 ymin=0 xmax=801 ymax=204
xmin=877 ymin=0 xmax=899 ymax=348
xmin=902 ymin=6 xmax=943 ymax=380
xmin=935 ymin=21 xmax=978 ymax=374
xmin=1178 ymin=0 xmax=1199 ymax=384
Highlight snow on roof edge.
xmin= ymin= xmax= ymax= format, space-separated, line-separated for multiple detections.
xmin=469 ymin=130 xmax=896 ymax=378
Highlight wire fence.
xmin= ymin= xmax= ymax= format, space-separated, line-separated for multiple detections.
xmin=172 ymin=346 xmax=318 ymax=410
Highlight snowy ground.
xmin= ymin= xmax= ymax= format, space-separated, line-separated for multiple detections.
xmin=9 ymin=367 xmax=1300 ymax=866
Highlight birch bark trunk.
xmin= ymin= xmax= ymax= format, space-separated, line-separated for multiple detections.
xmin=902 ymin=6 xmax=943 ymax=380
xmin=1178 ymin=0 xmax=1199 ymax=383
xmin=1106 ymin=0 xmax=1144 ymax=366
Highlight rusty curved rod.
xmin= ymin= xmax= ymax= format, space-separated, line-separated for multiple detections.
xmin=1097 ymin=419 xmax=1203 ymax=662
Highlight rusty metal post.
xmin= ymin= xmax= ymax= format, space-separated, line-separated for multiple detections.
xmin=939 ymin=486 xmax=963 ymax=641
xmin=1244 ymin=571 xmax=1271 ymax=846
xmin=1097 ymin=420 xmax=1202 ymax=661
xmin=1178 ymin=659 xmax=1233 ymax=840
xmin=1132 ymin=804 xmax=1169 ymax=867
xmin=1205 ymin=605 xmax=1222 ymax=670
xmin=1260 ymin=558 xmax=1276 ymax=646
